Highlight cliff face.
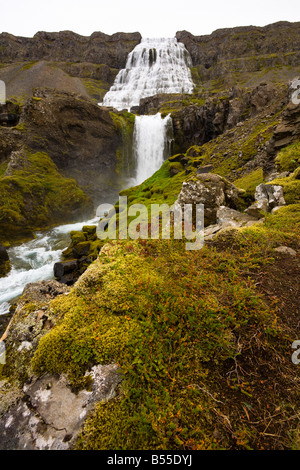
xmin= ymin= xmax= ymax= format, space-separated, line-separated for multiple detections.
xmin=0 ymin=31 xmax=142 ymax=69
xmin=19 ymin=88 xmax=123 ymax=201
xmin=176 ymin=22 xmax=300 ymax=68
xmin=177 ymin=22 xmax=300 ymax=90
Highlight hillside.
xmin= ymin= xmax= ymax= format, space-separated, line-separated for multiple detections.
xmin=0 ymin=22 xmax=299 ymax=451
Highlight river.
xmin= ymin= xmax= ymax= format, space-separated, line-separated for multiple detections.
xmin=0 ymin=215 xmax=99 ymax=315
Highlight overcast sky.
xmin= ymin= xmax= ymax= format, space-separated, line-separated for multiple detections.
xmin=1 ymin=0 xmax=299 ymax=38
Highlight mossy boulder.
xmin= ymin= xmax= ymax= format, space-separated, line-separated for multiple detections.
xmin=56 ymin=225 xmax=104 ymax=285
xmin=0 ymin=244 xmax=10 ymax=277
xmin=176 ymin=173 xmax=246 ymax=226
xmin=168 ymin=161 xmax=183 ymax=177
xmin=267 ymin=170 xmax=300 ymax=205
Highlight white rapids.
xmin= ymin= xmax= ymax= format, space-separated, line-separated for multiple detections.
xmin=0 ymin=216 xmax=99 ymax=315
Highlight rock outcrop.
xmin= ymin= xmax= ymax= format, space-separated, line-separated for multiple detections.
xmin=0 ymin=278 xmax=122 ymax=450
xmin=0 ymin=364 xmax=122 ymax=450
xmin=0 ymin=88 xmax=129 ymax=243
xmin=204 ymin=206 xmax=262 ymax=240
xmin=175 ymin=173 xmax=246 ymax=226
xmin=0 ymin=244 xmax=10 ymax=277
xmin=21 ymin=88 xmax=123 ymax=202
xmin=54 ymin=225 xmax=104 ymax=285
xmin=264 ymin=99 xmax=300 ymax=177
xmin=171 ymin=82 xmax=287 ymax=152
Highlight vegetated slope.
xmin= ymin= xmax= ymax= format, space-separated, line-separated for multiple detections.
xmin=0 ymin=30 xmax=141 ymax=102
xmin=27 ymin=68 xmax=300 ymax=448
xmin=28 ymin=204 xmax=300 ymax=450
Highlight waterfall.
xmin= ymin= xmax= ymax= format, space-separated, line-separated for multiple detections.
xmin=102 ymin=37 xmax=194 ymax=111
xmin=101 ymin=37 xmax=194 ymax=185
xmin=134 ymin=114 xmax=173 ymax=185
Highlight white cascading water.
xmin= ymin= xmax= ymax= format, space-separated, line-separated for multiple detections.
xmin=133 ymin=114 xmax=173 ymax=185
xmin=101 ymin=37 xmax=194 ymax=184
xmin=102 ymin=37 xmax=194 ymax=111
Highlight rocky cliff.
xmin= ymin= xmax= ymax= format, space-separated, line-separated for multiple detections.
xmin=176 ymin=21 xmax=300 ymax=69
xmin=0 ymin=88 xmax=135 ymax=244
xmin=0 ymin=31 xmax=141 ymax=68
xmin=177 ymin=22 xmax=300 ymax=90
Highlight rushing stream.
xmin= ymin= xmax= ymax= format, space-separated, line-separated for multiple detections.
xmin=0 ymin=216 xmax=99 ymax=315
xmin=0 ymin=37 xmax=194 ymax=316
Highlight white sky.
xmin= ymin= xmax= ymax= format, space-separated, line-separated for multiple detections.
xmin=1 ymin=0 xmax=299 ymax=38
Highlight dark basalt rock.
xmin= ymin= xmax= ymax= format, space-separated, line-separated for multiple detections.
xmin=264 ymin=101 xmax=300 ymax=177
xmin=54 ymin=225 xmax=104 ymax=285
xmin=0 ymin=244 xmax=10 ymax=278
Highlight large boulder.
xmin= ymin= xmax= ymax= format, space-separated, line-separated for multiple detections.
xmin=204 ymin=206 xmax=262 ymax=240
xmin=175 ymin=173 xmax=245 ymax=226
xmin=0 ymin=276 xmax=123 ymax=450
xmin=0 ymin=364 xmax=122 ymax=450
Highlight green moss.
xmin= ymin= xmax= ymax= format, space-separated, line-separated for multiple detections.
xmin=233 ymin=168 xmax=264 ymax=195
xmin=275 ymin=142 xmax=300 ymax=172
xmin=190 ymin=113 xmax=281 ymax=178
xmin=19 ymin=61 xmax=37 ymax=71
xmin=29 ymin=200 xmax=300 ymax=449
xmin=120 ymin=158 xmax=186 ymax=211
xmin=0 ymin=150 xmax=93 ymax=244
xmin=81 ymin=78 xmax=110 ymax=102
xmin=0 ymin=259 xmax=11 ymax=277
xmin=168 ymin=161 xmax=183 ymax=175
xmin=0 ymin=162 xmax=8 ymax=177
xmin=62 ymin=226 xmax=104 ymax=263
xmin=109 ymin=111 xmax=135 ymax=177
xmin=13 ymin=122 xmax=27 ymax=131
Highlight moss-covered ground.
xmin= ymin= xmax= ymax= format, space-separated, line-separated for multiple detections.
xmin=26 ymin=198 xmax=300 ymax=450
